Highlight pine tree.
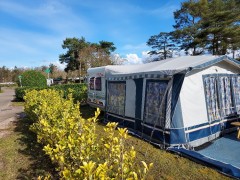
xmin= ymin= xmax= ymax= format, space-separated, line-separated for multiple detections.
xmin=172 ymin=0 xmax=208 ymax=55
xmin=147 ymin=32 xmax=175 ymax=60
xmin=197 ymin=0 xmax=240 ymax=55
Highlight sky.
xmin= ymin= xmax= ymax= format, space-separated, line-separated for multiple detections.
xmin=0 ymin=0 xmax=185 ymax=69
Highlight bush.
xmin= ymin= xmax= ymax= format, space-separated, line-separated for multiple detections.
xmin=15 ymin=83 xmax=87 ymax=102
xmin=24 ymin=89 xmax=153 ymax=179
xmin=15 ymin=87 xmax=45 ymax=101
xmin=20 ymin=70 xmax=47 ymax=87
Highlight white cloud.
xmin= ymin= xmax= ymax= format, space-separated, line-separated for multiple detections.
xmin=124 ymin=54 xmax=142 ymax=64
xmin=50 ymin=61 xmax=66 ymax=70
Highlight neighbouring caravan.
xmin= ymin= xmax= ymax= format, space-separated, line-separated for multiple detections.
xmin=87 ymin=66 xmax=106 ymax=110
xmin=88 ymin=55 xmax=240 ymax=148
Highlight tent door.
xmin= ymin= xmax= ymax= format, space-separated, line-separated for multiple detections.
xmin=143 ymin=80 xmax=168 ymax=131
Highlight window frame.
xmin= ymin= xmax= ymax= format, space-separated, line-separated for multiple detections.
xmin=89 ymin=77 xmax=102 ymax=91
xmin=95 ymin=77 xmax=102 ymax=91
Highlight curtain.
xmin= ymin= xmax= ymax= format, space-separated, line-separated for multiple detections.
xmin=204 ymin=77 xmax=220 ymax=121
xmin=219 ymin=77 xmax=234 ymax=116
xmin=232 ymin=76 xmax=240 ymax=114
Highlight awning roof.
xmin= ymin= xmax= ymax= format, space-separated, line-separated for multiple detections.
xmin=96 ymin=55 xmax=240 ymax=80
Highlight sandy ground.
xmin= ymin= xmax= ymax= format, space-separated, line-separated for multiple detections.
xmin=0 ymin=87 xmax=23 ymax=138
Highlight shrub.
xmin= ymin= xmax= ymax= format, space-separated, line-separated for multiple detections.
xmin=24 ymin=89 xmax=153 ymax=179
xmin=15 ymin=87 xmax=45 ymax=101
xmin=15 ymin=83 xmax=87 ymax=102
xmin=20 ymin=70 xmax=47 ymax=87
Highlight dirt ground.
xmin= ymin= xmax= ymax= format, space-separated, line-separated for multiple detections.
xmin=0 ymin=87 xmax=23 ymax=138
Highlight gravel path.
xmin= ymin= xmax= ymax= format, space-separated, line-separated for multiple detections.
xmin=0 ymin=87 xmax=23 ymax=138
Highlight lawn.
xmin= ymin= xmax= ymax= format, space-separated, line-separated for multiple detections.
xmin=0 ymin=105 xmax=231 ymax=179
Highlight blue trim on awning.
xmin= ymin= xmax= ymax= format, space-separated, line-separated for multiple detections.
xmin=188 ymin=124 xmax=221 ymax=142
xmin=169 ymin=128 xmax=186 ymax=144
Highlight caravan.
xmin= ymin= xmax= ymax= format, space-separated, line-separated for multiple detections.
xmin=87 ymin=66 xmax=106 ymax=110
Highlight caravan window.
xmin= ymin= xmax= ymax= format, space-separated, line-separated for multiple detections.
xmin=144 ymin=80 xmax=168 ymax=127
xmin=95 ymin=77 xmax=102 ymax=91
xmin=89 ymin=77 xmax=94 ymax=90
xmin=107 ymin=82 xmax=126 ymax=116
xmin=89 ymin=77 xmax=102 ymax=91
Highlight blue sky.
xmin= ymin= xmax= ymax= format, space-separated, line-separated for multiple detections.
xmin=0 ymin=0 xmax=184 ymax=69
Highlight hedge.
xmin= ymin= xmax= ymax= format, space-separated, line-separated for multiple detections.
xmin=24 ymin=89 xmax=152 ymax=179
xmin=20 ymin=70 xmax=47 ymax=87
xmin=15 ymin=83 xmax=87 ymax=103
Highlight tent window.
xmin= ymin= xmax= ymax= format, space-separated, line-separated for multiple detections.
xmin=219 ymin=76 xmax=235 ymax=117
xmin=95 ymin=77 xmax=102 ymax=91
xmin=204 ymin=75 xmax=239 ymax=121
xmin=232 ymin=76 xmax=240 ymax=114
xmin=204 ymin=77 xmax=221 ymax=121
xmin=107 ymin=82 xmax=126 ymax=116
xmin=89 ymin=77 xmax=94 ymax=90
xmin=144 ymin=80 xmax=168 ymax=127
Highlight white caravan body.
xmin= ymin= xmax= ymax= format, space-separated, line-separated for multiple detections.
xmin=87 ymin=66 xmax=106 ymax=110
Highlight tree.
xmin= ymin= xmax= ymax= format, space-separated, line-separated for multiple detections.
xmin=172 ymin=0 xmax=208 ymax=55
xmin=59 ymin=37 xmax=116 ymax=78
xmin=20 ymin=70 xmax=47 ymax=87
xmin=147 ymin=32 xmax=175 ymax=60
xmin=49 ymin=63 xmax=57 ymax=75
xmin=171 ymin=0 xmax=240 ymax=56
xmin=199 ymin=0 xmax=240 ymax=56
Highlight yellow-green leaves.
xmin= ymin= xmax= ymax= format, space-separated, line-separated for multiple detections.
xmin=24 ymin=89 xmax=153 ymax=179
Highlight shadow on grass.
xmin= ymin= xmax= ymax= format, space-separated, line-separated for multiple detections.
xmin=80 ymin=105 xmax=104 ymax=121
xmin=14 ymin=112 xmax=58 ymax=179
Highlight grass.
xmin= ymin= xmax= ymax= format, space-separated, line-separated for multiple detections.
xmin=82 ymin=106 xmax=231 ymax=180
xmin=11 ymin=101 xmax=25 ymax=106
xmin=0 ymin=105 xmax=232 ymax=179
xmin=0 ymin=113 xmax=57 ymax=179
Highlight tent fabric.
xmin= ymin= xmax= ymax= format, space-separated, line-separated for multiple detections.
xmin=102 ymin=55 xmax=240 ymax=148
xmin=168 ymin=133 xmax=240 ymax=178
